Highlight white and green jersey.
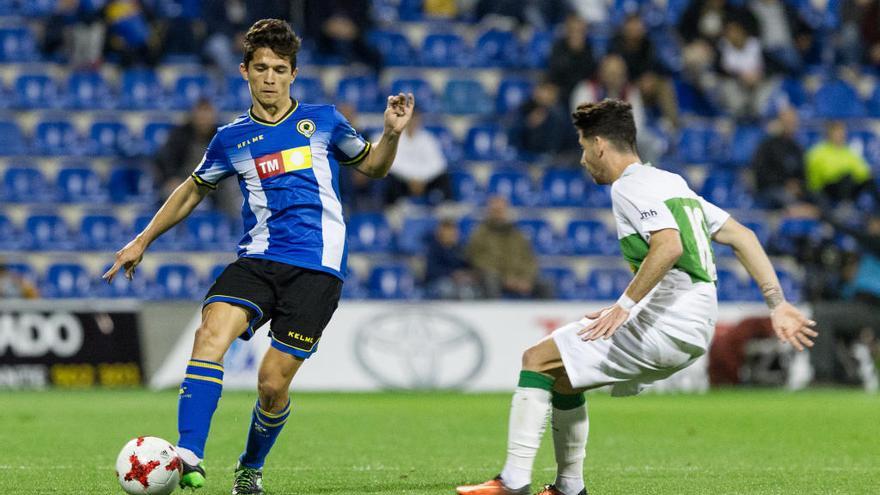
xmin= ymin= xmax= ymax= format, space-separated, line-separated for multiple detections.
xmin=611 ymin=163 xmax=730 ymax=284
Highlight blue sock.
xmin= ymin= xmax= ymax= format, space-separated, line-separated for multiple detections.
xmin=177 ymin=359 xmax=224 ymax=460
xmin=239 ymin=399 xmax=291 ymax=469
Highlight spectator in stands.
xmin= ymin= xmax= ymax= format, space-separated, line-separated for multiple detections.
xmin=424 ymin=219 xmax=483 ymax=299
xmin=466 ymin=196 xmax=552 ymax=299
xmin=716 ymin=15 xmax=776 ymax=119
xmin=473 ymin=0 xmax=568 ymax=30
xmin=0 ymin=263 xmax=39 ymax=299
xmin=202 ymin=0 xmax=289 ymax=73
xmin=567 ymin=0 xmax=610 ymax=24
xmin=547 ymin=13 xmax=595 ymax=104
xmin=678 ymin=0 xmax=730 ymax=45
xmin=747 ymin=0 xmax=813 ymax=75
xmin=805 ymin=121 xmax=877 ymax=206
xmin=337 ymin=103 xmax=385 ymax=212
xmin=378 ymin=109 xmax=451 ymax=206
xmin=509 ymin=79 xmax=574 ymax=162
xmin=42 ymin=0 xmax=105 ymax=67
xmin=750 ymin=107 xmax=806 ymax=209
xmin=858 ymin=0 xmax=880 ymax=66
xmin=303 ymin=0 xmax=382 ymax=72
xmin=103 ymin=0 xmax=158 ymax=67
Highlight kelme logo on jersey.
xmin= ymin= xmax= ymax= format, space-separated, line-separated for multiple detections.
xmin=255 ymin=145 xmax=313 ymax=179
xmin=296 ymin=119 xmax=316 ymax=138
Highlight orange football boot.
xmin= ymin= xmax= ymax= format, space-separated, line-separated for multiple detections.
xmin=455 ymin=475 xmax=530 ymax=495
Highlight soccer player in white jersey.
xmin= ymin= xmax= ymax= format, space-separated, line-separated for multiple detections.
xmin=103 ymin=19 xmax=414 ymax=495
xmin=456 ymin=99 xmax=818 ymax=495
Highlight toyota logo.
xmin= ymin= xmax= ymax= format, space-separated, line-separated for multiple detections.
xmin=353 ymin=308 xmax=485 ymax=389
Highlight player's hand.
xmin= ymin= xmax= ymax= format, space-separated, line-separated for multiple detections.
xmin=384 ymin=92 xmax=415 ymax=135
xmin=578 ymin=304 xmax=630 ymax=341
xmin=103 ymin=238 xmax=147 ymax=283
xmin=770 ymin=301 xmax=818 ymax=351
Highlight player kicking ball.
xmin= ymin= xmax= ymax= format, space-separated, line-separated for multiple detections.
xmin=104 ymin=19 xmax=414 ymax=495
xmin=456 ymin=99 xmax=818 ymax=495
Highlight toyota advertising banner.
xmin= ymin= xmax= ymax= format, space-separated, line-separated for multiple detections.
xmin=0 ymin=301 xmax=144 ymax=388
xmin=150 ymin=302 xmax=770 ymax=392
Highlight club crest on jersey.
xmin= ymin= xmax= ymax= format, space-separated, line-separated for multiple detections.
xmin=296 ymin=119 xmax=316 ymax=138
xmin=255 ymin=145 xmax=313 ymax=179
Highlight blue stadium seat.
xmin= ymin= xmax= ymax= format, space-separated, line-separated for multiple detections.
xmin=464 ymin=124 xmax=516 ymax=161
xmin=80 ymin=214 xmax=125 ymax=250
xmin=397 ymin=216 xmax=437 ymax=255
xmin=185 ymin=212 xmax=234 ymax=250
xmin=109 ymin=167 xmax=156 ymax=204
xmin=813 ymin=79 xmax=865 ymax=118
xmin=292 ymin=76 xmax=325 ymax=103
xmin=488 ymin=167 xmax=537 ymax=206
xmin=134 ymin=213 xmax=189 ymax=251
xmin=542 ymin=168 xmax=587 ymax=207
xmin=0 ymin=27 xmax=37 ymax=62
xmin=715 ymin=268 xmax=742 ymax=302
xmin=774 ymin=269 xmax=802 ymax=303
xmin=368 ymin=264 xmax=417 ymax=299
xmin=32 ymin=119 xmax=81 ymax=156
xmin=473 ymin=29 xmax=520 ymax=68
xmin=66 ymin=71 xmax=114 ymax=110
xmin=424 ymin=124 xmax=462 ymax=162
xmin=26 ymin=214 xmax=75 ymax=250
xmin=142 ymin=121 xmax=174 ymax=155
xmin=770 ymin=217 xmax=822 ymax=255
xmin=677 ymin=124 xmax=723 ymax=164
xmin=336 ymin=75 xmax=382 ymax=112
xmin=673 ymin=78 xmax=718 ymax=117
xmin=57 ymin=166 xmax=107 ymax=203
xmin=89 ymin=121 xmax=135 ymax=157
xmin=15 ymin=74 xmax=62 ymax=109
xmin=584 ymin=267 xmax=631 ymax=300
xmin=3 ymin=166 xmax=52 ymax=202
xmin=397 ymin=0 xmax=424 ymax=20
xmin=421 ymin=33 xmax=469 ymax=67
xmin=341 ymin=268 xmax=368 ymax=299
xmin=0 ymin=121 xmax=27 ymax=155
xmin=223 ymin=76 xmax=251 ymax=111
xmin=390 ymin=77 xmax=436 ymax=112
xmin=3 ymin=262 xmax=36 ymax=284
xmin=727 ymin=125 xmax=764 ymax=167
xmin=584 ymin=182 xmax=612 ymax=208
xmin=43 ymin=263 xmax=92 ymax=298
xmin=18 ymin=0 xmax=56 ymax=17
xmin=367 ymin=29 xmax=417 ymax=67
xmin=347 ymin=212 xmax=394 ymax=252
xmin=154 ymin=264 xmax=202 ymax=300
xmin=449 ymin=170 xmax=483 ymax=203
xmin=763 ymin=77 xmax=808 ymax=118
xmin=867 ymin=85 xmax=880 ymax=118
xmin=0 ymin=214 xmax=21 ymax=250
xmin=442 ymin=79 xmax=492 ymax=115
xmin=566 ymin=219 xmax=616 ymax=255
xmin=540 ymin=266 xmax=581 ymax=300
xmin=524 ymin=30 xmax=553 ymax=69
xmin=97 ymin=263 xmax=149 ymax=298
xmin=172 ymin=74 xmax=215 ymax=110
xmin=848 ymin=129 xmax=880 ymax=168
xmin=457 ymin=216 xmax=481 ymax=242
xmin=121 ymin=69 xmax=165 ymax=110
xmin=516 ymin=219 xmax=560 ymax=255
xmin=496 ymin=78 xmax=532 ymax=115
xmin=700 ymin=171 xmax=753 ymax=209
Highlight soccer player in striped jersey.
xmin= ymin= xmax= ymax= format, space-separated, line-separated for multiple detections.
xmin=104 ymin=19 xmax=414 ymax=495
xmin=456 ymin=99 xmax=818 ymax=495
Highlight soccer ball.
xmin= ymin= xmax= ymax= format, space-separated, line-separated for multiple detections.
xmin=115 ymin=436 xmax=181 ymax=495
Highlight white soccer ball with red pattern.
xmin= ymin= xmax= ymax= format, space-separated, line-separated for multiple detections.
xmin=115 ymin=436 xmax=181 ymax=495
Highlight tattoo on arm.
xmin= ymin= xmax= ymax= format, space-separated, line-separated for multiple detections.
xmin=762 ymin=283 xmax=784 ymax=310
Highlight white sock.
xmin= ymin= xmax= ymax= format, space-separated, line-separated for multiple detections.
xmin=500 ymin=386 xmax=552 ymax=489
xmin=552 ymin=403 xmax=588 ymax=495
xmin=176 ymin=446 xmax=201 ymax=466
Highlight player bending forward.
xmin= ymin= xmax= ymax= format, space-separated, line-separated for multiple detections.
xmin=456 ymin=99 xmax=817 ymax=495
xmin=104 ymin=19 xmax=414 ymax=495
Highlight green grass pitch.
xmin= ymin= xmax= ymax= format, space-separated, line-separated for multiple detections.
xmin=0 ymin=389 xmax=877 ymax=494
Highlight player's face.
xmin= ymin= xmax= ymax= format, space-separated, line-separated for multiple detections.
xmin=241 ymin=47 xmax=298 ymax=109
xmin=578 ymin=132 xmax=608 ymax=184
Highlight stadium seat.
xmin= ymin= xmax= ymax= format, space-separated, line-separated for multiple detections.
xmin=449 ymin=170 xmax=484 ymax=204
xmin=154 ymin=263 xmax=202 ymax=300
xmin=457 ymin=216 xmax=481 ymax=242
xmin=0 ymin=27 xmax=38 ymax=63
xmin=524 ymin=30 xmax=553 ymax=69
xmin=0 ymin=121 xmax=28 ymax=156
xmin=3 ymin=262 xmax=36 ymax=284
xmin=15 ymin=74 xmax=62 ymax=109
xmin=3 ymin=166 xmax=52 ymax=202
xmin=397 ymin=216 xmax=437 ymax=255
xmin=26 ymin=214 xmax=75 ymax=250
xmin=390 ymin=78 xmax=436 ymax=112
xmin=676 ymin=124 xmax=723 ymax=164
xmin=134 ymin=214 xmax=189 ymax=251
xmin=813 ymin=79 xmax=865 ymax=118
xmin=420 ymin=33 xmax=469 ymax=67
xmin=341 ymin=268 xmax=368 ymax=299
xmin=867 ymin=85 xmax=880 ymax=118
xmin=172 ymin=74 xmax=215 ymax=110
xmin=66 ymin=71 xmax=114 ymax=110
xmin=495 ymin=77 xmax=532 ymax=115
xmin=142 ymin=121 xmax=175 ymax=155
xmin=336 ymin=75 xmax=383 ymax=112
xmin=424 ymin=124 xmax=462 ymax=162
xmin=848 ymin=129 xmax=880 ymax=168
xmin=367 ymin=29 xmax=417 ymax=67
xmin=442 ymin=79 xmax=492 ymax=115
xmin=185 ymin=212 xmax=234 ymax=250
xmin=32 ymin=119 xmax=81 ymax=156
xmin=89 ymin=121 xmax=135 ymax=157
xmin=699 ymin=171 xmax=753 ymax=209
xmin=368 ymin=264 xmax=417 ymax=299
xmin=43 ymin=263 xmax=91 ymax=298
xmin=584 ymin=182 xmax=613 ymax=208
xmin=292 ymin=76 xmax=325 ymax=103
xmin=542 ymin=168 xmax=587 ymax=207
xmin=347 ymin=212 xmax=394 ymax=252
xmin=727 ymin=125 xmax=764 ymax=167
xmin=487 ymin=167 xmax=537 ymax=206
xmin=108 ymin=167 xmax=156 ymax=204
xmin=397 ymin=0 xmax=424 ymax=20
xmin=223 ymin=76 xmax=251 ymax=111
xmin=57 ymin=166 xmax=107 ymax=203
xmin=715 ymin=268 xmax=742 ymax=302
xmin=80 ymin=214 xmax=125 ymax=250
xmin=515 ymin=219 xmax=560 ymax=255
xmin=0 ymin=214 xmax=21 ymax=250
xmin=566 ymin=219 xmax=616 ymax=255
xmin=18 ymin=0 xmax=56 ymax=17
xmin=473 ymin=29 xmax=520 ymax=68
xmin=584 ymin=267 xmax=631 ymax=300
xmin=540 ymin=266 xmax=581 ymax=300
xmin=464 ymin=123 xmax=516 ymax=161
xmin=770 ymin=217 xmax=823 ymax=255
xmin=121 ymin=69 xmax=165 ymax=110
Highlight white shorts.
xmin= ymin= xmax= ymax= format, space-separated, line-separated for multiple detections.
xmin=552 ymin=271 xmax=717 ymax=395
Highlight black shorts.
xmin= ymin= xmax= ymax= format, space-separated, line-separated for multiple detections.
xmin=204 ymin=257 xmax=343 ymax=359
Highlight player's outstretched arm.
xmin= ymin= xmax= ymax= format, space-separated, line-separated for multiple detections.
xmin=355 ymin=93 xmax=415 ymax=178
xmin=712 ymin=217 xmax=818 ymax=351
xmin=103 ymin=178 xmax=210 ymax=282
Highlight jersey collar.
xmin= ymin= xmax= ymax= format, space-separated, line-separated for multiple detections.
xmin=249 ymin=99 xmax=299 ymax=127
xmin=621 ymin=162 xmax=642 ymax=177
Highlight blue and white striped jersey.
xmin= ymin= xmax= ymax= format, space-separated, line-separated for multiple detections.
xmin=192 ymin=100 xmax=370 ymax=280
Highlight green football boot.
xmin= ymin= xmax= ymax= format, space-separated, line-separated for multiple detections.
xmin=231 ymin=462 xmax=264 ymax=495
xmin=179 ymin=459 xmax=206 ymax=490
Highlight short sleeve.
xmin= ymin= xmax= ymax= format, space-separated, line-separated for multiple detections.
xmin=191 ymin=133 xmax=234 ymax=189
xmin=698 ymin=196 xmax=731 ymax=234
xmin=612 ymin=182 xmax=679 ymax=238
xmin=330 ymin=108 xmax=371 ymax=166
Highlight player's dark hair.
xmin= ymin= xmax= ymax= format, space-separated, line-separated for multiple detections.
xmin=243 ymin=19 xmax=301 ymax=68
xmin=571 ymin=99 xmax=637 ymax=152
